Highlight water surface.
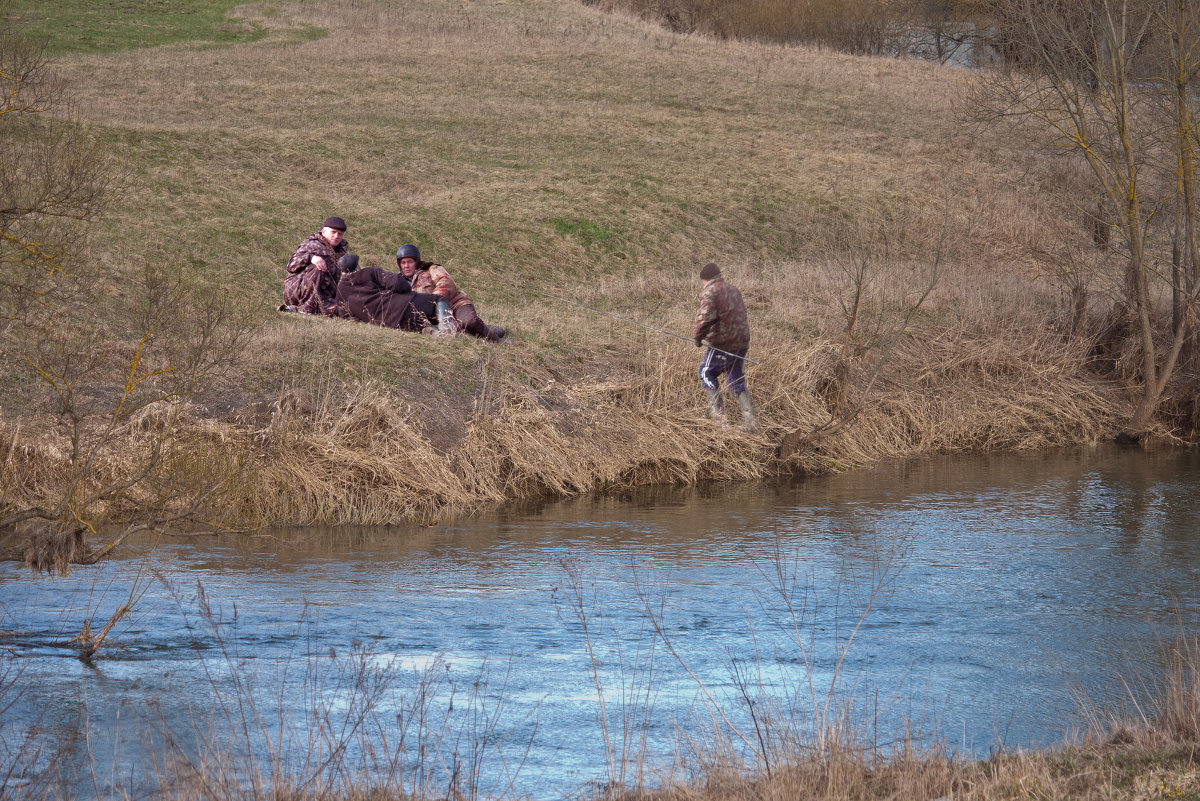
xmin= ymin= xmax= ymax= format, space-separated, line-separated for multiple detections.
xmin=2 ymin=446 xmax=1199 ymax=798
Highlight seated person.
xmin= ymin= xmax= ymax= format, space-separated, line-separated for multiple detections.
xmin=334 ymin=254 xmax=441 ymax=333
xmin=283 ymin=216 xmax=351 ymax=315
xmin=395 ymin=244 xmax=505 ymax=341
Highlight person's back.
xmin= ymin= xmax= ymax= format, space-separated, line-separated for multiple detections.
xmin=337 ymin=264 xmax=407 ymax=321
xmin=695 ymin=275 xmax=750 ymax=353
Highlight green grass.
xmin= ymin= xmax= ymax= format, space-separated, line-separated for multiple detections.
xmin=550 ymin=216 xmax=625 ymax=252
xmin=3 ymin=0 xmax=294 ymax=55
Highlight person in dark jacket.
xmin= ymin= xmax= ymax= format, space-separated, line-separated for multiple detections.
xmin=693 ymin=261 xmax=759 ymax=433
xmin=334 ymin=254 xmax=441 ymax=332
xmin=283 ymin=216 xmax=351 ymax=315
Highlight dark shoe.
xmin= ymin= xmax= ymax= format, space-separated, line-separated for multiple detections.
xmin=486 ymin=325 xmax=506 ymax=342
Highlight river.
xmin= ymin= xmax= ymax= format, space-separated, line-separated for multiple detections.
xmin=2 ymin=446 xmax=1199 ymax=799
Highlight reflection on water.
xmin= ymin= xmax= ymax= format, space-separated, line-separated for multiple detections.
xmin=2 ymin=445 xmax=1200 ymax=799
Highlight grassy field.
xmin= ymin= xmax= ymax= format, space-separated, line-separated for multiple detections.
xmin=1 ymin=3 xmax=1198 ymax=799
xmin=1 ymin=0 xmax=1131 ymax=533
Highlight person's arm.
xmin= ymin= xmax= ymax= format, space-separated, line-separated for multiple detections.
xmin=379 ymin=268 xmax=413 ymax=294
xmin=286 ymin=245 xmax=312 ymax=275
xmin=286 ymin=241 xmax=326 ymax=274
xmin=427 ymin=264 xmax=461 ymax=299
xmin=693 ymin=286 xmax=718 ymax=344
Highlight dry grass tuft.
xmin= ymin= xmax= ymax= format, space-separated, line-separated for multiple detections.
xmin=2 ymin=315 xmax=1126 ymax=531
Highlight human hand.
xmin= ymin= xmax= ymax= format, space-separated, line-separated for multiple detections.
xmin=311 ymin=255 xmax=327 ymax=272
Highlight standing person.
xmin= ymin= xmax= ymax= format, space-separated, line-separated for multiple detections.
xmin=334 ymin=253 xmax=441 ymax=332
xmin=693 ymin=262 xmax=759 ymax=433
xmin=283 ymin=216 xmax=351 ymax=315
xmin=395 ymin=244 xmax=505 ymax=341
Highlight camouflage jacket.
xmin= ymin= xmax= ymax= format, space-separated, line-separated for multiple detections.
xmin=283 ymin=232 xmax=351 ymax=315
xmin=693 ymin=277 xmax=750 ymax=352
xmin=406 ymin=261 xmax=473 ymax=312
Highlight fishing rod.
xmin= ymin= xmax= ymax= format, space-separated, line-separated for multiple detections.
xmin=560 ymin=298 xmax=761 ymax=366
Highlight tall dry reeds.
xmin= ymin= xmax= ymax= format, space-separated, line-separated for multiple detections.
xmin=1 ymin=293 xmax=1126 ymax=533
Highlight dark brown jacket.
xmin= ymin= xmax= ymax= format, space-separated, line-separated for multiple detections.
xmin=694 ymin=277 xmax=751 ymax=352
xmin=336 ymin=267 xmax=439 ymax=331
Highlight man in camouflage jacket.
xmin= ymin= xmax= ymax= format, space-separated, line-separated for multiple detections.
xmin=395 ymin=243 xmax=505 ymax=341
xmin=283 ymin=216 xmax=351 ymax=316
xmin=693 ymin=262 xmax=759 ymax=433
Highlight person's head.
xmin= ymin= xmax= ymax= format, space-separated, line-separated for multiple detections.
xmin=338 ymin=253 xmax=359 ymax=273
xmin=321 ymin=216 xmax=347 ymax=246
xmin=700 ymin=262 xmax=720 ymax=282
xmin=396 ymin=244 xmax=421 ymax=278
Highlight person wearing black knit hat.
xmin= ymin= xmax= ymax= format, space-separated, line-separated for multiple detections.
xmin=282 ymin=216 xmax=351 ymax=315
xmin=693 ymin=262 xmax=759 ymax=433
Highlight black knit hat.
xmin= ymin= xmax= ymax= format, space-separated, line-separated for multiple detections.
xmin=323 ymin=216 xmax=347 ymax=231
xmin=700 ymin=262 xmax=720 ymax=280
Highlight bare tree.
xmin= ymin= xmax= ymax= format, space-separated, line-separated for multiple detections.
xmin=974 ymin=0 xmax=1200 ymax=440
xmin=1153 ymin=0 xmax=1200 ymax=368
xmin=776 ymin=190 xmax=958 ymax=460
xmin=0 ymin=22 xmax=253 ymax=575
xmin=906 ymin=0 xmax=988 ymax=64
xmin=0 ymin=30 xmax=109 ymax=325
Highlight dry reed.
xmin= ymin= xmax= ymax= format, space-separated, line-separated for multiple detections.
xmin=1 ymin=311 xmax=1124 ymax=531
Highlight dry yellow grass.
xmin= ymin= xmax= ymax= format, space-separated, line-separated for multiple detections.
xmin=0 ymin=0 xmax=1152 ymax=535
xmin=1 ymin=319 xmax=1122 ymax=531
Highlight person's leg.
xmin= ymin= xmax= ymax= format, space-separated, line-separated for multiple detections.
xmin=725 ymin=351 xmax=748 ymax=397
xmin=699 ymin=348 xmax=729 ymax=424
xmin=401 ymin=293 xmax=440 ymax=332
xmin=736 ymin=392 xmax=759 ymax=433
xmin=435 ymin=299 xmax=458 ymax=334
xmin=454 ymin=303 xmax=503 ymax=340
xmin=726 ymin=350 xmax=759 ymax=433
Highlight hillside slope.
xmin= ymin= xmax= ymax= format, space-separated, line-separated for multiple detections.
xmin=1 ymin=0 xmax=1127 ymax=533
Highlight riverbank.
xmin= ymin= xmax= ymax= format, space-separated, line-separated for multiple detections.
xmin=0 ymin=0 xmax=1182 ymax=553
xmin=1 ymin=319 xmax=1125 ymax=535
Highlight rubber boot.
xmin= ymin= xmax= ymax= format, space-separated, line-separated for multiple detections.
xmin=706 ymin=389 xmax=728 ymax=425
xmin=436 ymin=300 xmax=454 ymax=335
xmin=737 ymin=392 xmax=760 ymax=434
